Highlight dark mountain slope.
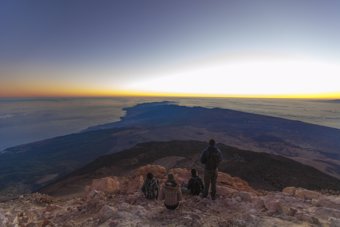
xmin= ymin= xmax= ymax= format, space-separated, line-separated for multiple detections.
xmin=40 ymin=141 xmax=340 ymax=197
xmin=88 ymin=102 xmax=340 ymax=154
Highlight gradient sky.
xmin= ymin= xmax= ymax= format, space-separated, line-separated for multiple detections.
xmin=1 ymin=0 xmax=340 ymax=98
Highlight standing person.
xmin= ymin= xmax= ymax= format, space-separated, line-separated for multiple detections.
xmin=200 ymin=139 xmax=223 ymax=200
xmin=159 ymin=174 xmax=182 ymax=210
xmin=187 ymin=169 xmax=204 ymax=196
xmin=141 ymin=172 xmax=159 ymax=200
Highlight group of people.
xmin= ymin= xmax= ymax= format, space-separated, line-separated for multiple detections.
xmin=141 ymin=139 xmax=223 ymax=210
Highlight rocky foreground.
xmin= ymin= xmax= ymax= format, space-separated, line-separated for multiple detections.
xmin=1 ymin=165 xmax=340 ymax=227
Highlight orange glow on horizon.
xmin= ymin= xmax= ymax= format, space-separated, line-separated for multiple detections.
xmin=1 ymin=88 xmax=339 ymax=99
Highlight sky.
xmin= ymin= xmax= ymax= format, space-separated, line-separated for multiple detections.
xmin=0 ymin=0 xmax=340 ymax=98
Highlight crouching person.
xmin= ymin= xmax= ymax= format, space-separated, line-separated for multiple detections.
xmin=159 ymin=174 xmax=182 ymax=210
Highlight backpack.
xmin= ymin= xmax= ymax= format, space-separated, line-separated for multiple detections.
xmin=189 ymin=176 xmax=203 ymax=195
xmin=206 ymin=147 xmax=221 ymax=170
xmin=144 ymin=179 xmax=159 ymax=199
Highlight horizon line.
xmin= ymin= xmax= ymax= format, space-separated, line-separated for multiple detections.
xmin=0 ymin=93 xmax=339 ymax=100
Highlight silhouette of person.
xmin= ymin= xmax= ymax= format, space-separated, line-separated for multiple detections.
xmin=200 ymin=139 xmax=223 ymax=200
xmin=187 ymin=169 xmax=204 ymax=195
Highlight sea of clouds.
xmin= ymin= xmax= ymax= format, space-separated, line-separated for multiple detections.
xmin=0 ymin=97 xmax=339 ymax=151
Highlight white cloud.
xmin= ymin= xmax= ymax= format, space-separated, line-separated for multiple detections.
xmin=126 ymin=58 xmax=340 ymax=96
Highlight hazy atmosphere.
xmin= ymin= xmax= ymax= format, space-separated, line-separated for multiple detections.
xmin=1 ymin=0 xmax=340 ymax=98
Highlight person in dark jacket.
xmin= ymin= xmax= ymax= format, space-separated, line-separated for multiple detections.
xmin=141 ymin=172 xmax=159 ymax=199
xmin=159 ymin=174 xmax=182 ymax=210
xmin=187 ymin=169 xmax=204 ymax=195
xmin=200 ymin=139 xmax=223 ymax=200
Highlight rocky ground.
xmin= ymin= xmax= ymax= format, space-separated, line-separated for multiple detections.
xmin=1 ymin=165 xmax=340 ymax=227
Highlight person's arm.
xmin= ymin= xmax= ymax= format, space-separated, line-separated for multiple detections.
xmin=217 ymin=148 xmax=223 ymax=163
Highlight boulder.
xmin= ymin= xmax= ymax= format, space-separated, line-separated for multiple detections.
xmin=330 ymin=218 xmax=340 ymax=227
xmin=282 ymin=187 xmax=296 ymax=196
xmin=264 ymin=199 xmax=281 ymax=214
xmin=170 ymin=168 xmax=191 ymax=185
xmin=216 ymin=186 xmax=237 ymax=197
xmin=237 ymin=191 xmax=253 ymax=202
xmin=314 ymin=207 xmax=340 ymax=219
xmin=97 ymin=205 xmax=117 ymax=224
xmin=217 ymin=172 xmax=256 ymax=193
xmin=120 ymin=175 xmax=144 ymax=194
xmin=281 ymin=204 xmax=297 ymax=216
xmin=135 ymin=165 xmax=167 ymax=179
xmin=295 ymin=188 xmax=321 ymax=200
xmin=315 ymin=197 xmax=340 ymax=209
xmin=296 ymin=213 xmax=320 ymax=225
xmin=87 ymin=177 xmax=120 ymax=194
xmin=252 ymin=198 xmax=265 ymax=210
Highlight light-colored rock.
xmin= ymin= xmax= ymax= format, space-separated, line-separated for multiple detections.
xmin=85 ymin=189 xmax=106 ymax=201
xmin=97 ymin=205 xmax=117 ymax=223
xmin=315 ymin=197 xmax=340 ymax=209
xmin=120 ymin=175 xmax=144 ymax=194
xmin=314 ymin=207 xmax=340 ymax=219
xmin=0 ymin=210 xmax=9 ymax=226
xmin=218 ymin=172 xmax=256 ymax=193
xmin=281 ymin=204 xmax=297 ymax=216
xmin=295 ymin=188 xmax=321 ymax=200
xmin=135 ymin=165 xmax=167 ymax=179
xmin=264 ymin=199 xmax=281 ymax=214
xmin=87 ymin=177 xmax=120 ymax=194
xmin=216 ymin=185 xmax=237 ymax=197
xmin=170 ymin=168 xmax=191 ymax=185
xmin=252 ymin=197 xmax=265 ymax=210
xmin=0 ymin=164 xmax=339 ymax=227
xmin=282 ymin=186 xmax=296 ymax=196
xmin=237 ymin=191 xmax=253 ymax=202
xmin=330 ymin=218 xmax=340 ymax=227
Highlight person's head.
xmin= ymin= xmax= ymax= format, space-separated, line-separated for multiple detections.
xmin=146 ymin=172 xmax=153 ymax=180
xmin=166 ymin=173 xmax=177 ymax=186
xmin=167 ymin=173 xmax=175 ymax=182
xmin=191 ymin=169 xmax=197 ymax=177
xmin=209 ymin=139 xmax=215 ymax=146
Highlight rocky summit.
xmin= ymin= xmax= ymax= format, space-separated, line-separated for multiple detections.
xmin=1 ymin=165 xmax=340 ymax=227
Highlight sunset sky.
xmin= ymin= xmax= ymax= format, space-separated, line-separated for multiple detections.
xmin=1 ymin=0 xmax=340 ymax=98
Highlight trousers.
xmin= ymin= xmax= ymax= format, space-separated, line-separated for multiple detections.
xmin=203 ymin=169 xmax=218 ymax=197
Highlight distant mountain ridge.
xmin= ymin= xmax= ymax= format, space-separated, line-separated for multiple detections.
xmin=1 ymin=101 xmax=340 ymax=199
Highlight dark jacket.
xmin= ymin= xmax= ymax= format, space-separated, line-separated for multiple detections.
xmin=200 ymin=145 xmax=223 ymax=170
xmin=187 ymin=176 xmax=204 ymax=195
xmin=141 ymin=177 xmax=159 ymax=199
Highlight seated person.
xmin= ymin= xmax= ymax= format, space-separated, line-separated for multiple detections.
xmin=187 ymin=169 xmax=204 ymax=195
xmin=141 ymin=172 xmax=159 ymax=199
xmin=159 ymin=174 xmax=182 ymax=210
